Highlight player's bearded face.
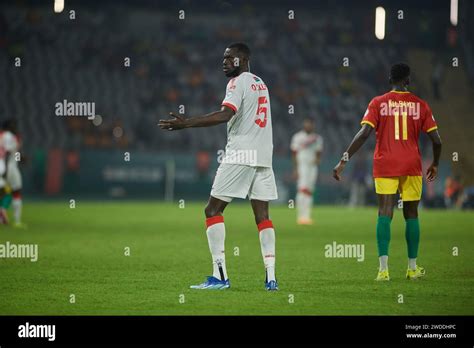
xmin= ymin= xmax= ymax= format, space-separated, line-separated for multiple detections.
xmin=304 ymin=121 xmax=314 ymax=133
xmin=223 ymin=59 xmax=239 ymax=77
xmin=224 ymin=65 xmax=239 ymax=77
xmin=222 ymin=49 xmax=241 ymax=77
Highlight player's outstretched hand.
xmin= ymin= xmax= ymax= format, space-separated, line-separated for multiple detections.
xmin=158 ymin=112 xmax=186 ymax=131
xmin=332 ymin=161 xmax=346 ymax=181
xmin=426 ymin=163 xmax=438 ymax=182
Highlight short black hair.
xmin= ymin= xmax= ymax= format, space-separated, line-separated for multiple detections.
xmin=227 ymin=42 xmax=251 ymax=59
xmin=390 ymin=63 xmax=410 ymax=84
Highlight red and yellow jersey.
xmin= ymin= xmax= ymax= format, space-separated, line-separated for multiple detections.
xmin=361 ymin=90 xmax=438 ymax=178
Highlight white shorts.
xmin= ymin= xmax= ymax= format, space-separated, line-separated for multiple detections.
xmin=6 ymin=164 xmax=22 ymax=191
xmin=210 ymin=164 xmax=278 ymax=203
xmin=297 ymin=164 xmax=318 ymax=192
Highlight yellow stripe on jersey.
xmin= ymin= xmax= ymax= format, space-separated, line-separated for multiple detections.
xmin=402 ymin=112 xmax=408 ymax=140
xmin=426 ymin=126 xmax=438 ymax=133
xmin=394 ymin=112 xmax=400 ymax=140
xmin=390 ymin=90 xmax=410 ymax=94
xmin=361 ymin=120 xmax=375 ymax=128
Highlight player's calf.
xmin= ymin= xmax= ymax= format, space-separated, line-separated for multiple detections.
xmin=257 ymin=217 xmax=277 ymax=290
xmin=191 ymin=197 xmax=231 ymax=290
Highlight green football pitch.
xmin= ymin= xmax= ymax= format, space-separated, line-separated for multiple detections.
xmin=0 ymin=202 xmax=472 ymax=315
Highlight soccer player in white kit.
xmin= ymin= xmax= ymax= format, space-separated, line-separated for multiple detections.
xmin=291 ymin=118 xmax=323 ymax=225
xmin=159 ymin=43 xmax=279 ymax=291
xmin=0 ymin=119 xmax=24 ymax=227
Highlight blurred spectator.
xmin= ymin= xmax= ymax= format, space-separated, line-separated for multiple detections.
xmin=431 ymin=59 xmax=444 ymax=100
xmin=444 ymin=175 xmax=463 ymax=208
xmin=460 ymin=186 xmax=474 ymax=209
xmin=196 ymin=151 xmax=211 ymax=179
xmin=447 ymin=25 xmax=458 ymax=48
xmin=349 ymin=153 xmax=369 ymax=207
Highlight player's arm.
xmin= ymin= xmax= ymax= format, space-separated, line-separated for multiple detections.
xmin=16 ymin=138 xmax=27 ymax=163
xmin=2 ymin=133 xmax=14 ymax=179
xmin=332 ymin=124 xmax=373 ymax=181
xmin=426 ymin=129 xmax=442 ymax=182
xmin=315 ymin=150 xmax=322 ymax=166
xmin=291 ymin=150 xmax=298 ymax=179
xmin=314 ymin=136 xmax=323 ymax=165
xmin=290 ymin=134 xmax=299 ymax=179
xmin=158 ymin=106 xmax=235 ymax=131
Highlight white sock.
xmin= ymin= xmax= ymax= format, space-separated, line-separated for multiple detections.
xmin=297 ymin=190 xmax=312 ymax=220
xmin=296 ymin=192 xmax=304 ymax=220
xmin=258 ymin=220 xmax=276 ymax=282
xmin=305 ymin=193 xmax=313 ymax=220
xmin=379 ymin=255 xmax=388 ymax=271
xmin=408 ymin=258 xmax=417 ymax=270
xmin=12 ymin=198 xmax=22 ymax=224
xmin=206 ymin=216 xmax=228 ymax=281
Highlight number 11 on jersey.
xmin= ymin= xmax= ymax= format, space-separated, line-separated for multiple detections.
xmin=394 ymin=111 xmax=408 ymax=140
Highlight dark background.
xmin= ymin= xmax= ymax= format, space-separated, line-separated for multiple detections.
xmin=1 ymin=0 xmax=473 ymax=206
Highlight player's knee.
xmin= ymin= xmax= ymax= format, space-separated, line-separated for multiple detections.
xmin=204 ymin=204 xmax=220 ymax=218
xmin=254 ymin=212 xmax=269 ymax=225
xmin=404 ymin=213 xmax=418 ymax=220
xmin=402 ymin=201 xmax=418 ymax=219
xmin=403 ymin=208 xmax=418 ymax=219
xmin=378 ymin=208 xmax=393 ymax=219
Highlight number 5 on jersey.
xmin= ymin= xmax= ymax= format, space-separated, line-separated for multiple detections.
xmin=255 ymin=96 xmax=268 ymax=128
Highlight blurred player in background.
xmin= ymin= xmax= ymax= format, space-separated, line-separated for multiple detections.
xmin=0 ymin=119 xmax=25 ymax=228
xmin=291 ymin=118 xmax=323 ymax=225
xmin=159 ymin=43 xmax=279 ymax=291
xmin=333 ymin=63 xmax=442 ymax=281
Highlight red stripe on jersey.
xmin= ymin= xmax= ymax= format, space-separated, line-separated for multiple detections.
xmin=257 ymin=219 xmax=273 ymax=232
xmin=206 ymin=215 xmax=224 ymax=228
xmin=222 ymin=102 xmax=237 ymax=113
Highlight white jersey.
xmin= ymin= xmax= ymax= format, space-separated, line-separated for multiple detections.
xmin=0 ymin=131 xmax=22 ymax=191
xmin=1 ymin=131 xmax=19 ymax=167
xmin=291 ymin=130 xmax=323 ymax=165
xmin=221 ymin=72 xmax=273 ymax=167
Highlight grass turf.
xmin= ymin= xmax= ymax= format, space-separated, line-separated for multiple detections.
xmin=0 ymin=202 xmax=472 ymax=315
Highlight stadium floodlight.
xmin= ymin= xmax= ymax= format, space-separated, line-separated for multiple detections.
xmin=54 ymin=0 xmax=64 ymax=13
xmin=450 ymin=0 xmax=458 ymax=26
xmin=375 ymin=6 xmax=386 ymax=40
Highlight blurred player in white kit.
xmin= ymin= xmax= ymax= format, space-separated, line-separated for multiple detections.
xmin=0 ymin=119 xmax=25 ymax=227
xmin=291 ymin=118 xmax=323 ymax=225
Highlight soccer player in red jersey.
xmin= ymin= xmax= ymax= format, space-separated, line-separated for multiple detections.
xmin=332 ymin=63 xmax=442 ymax=281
